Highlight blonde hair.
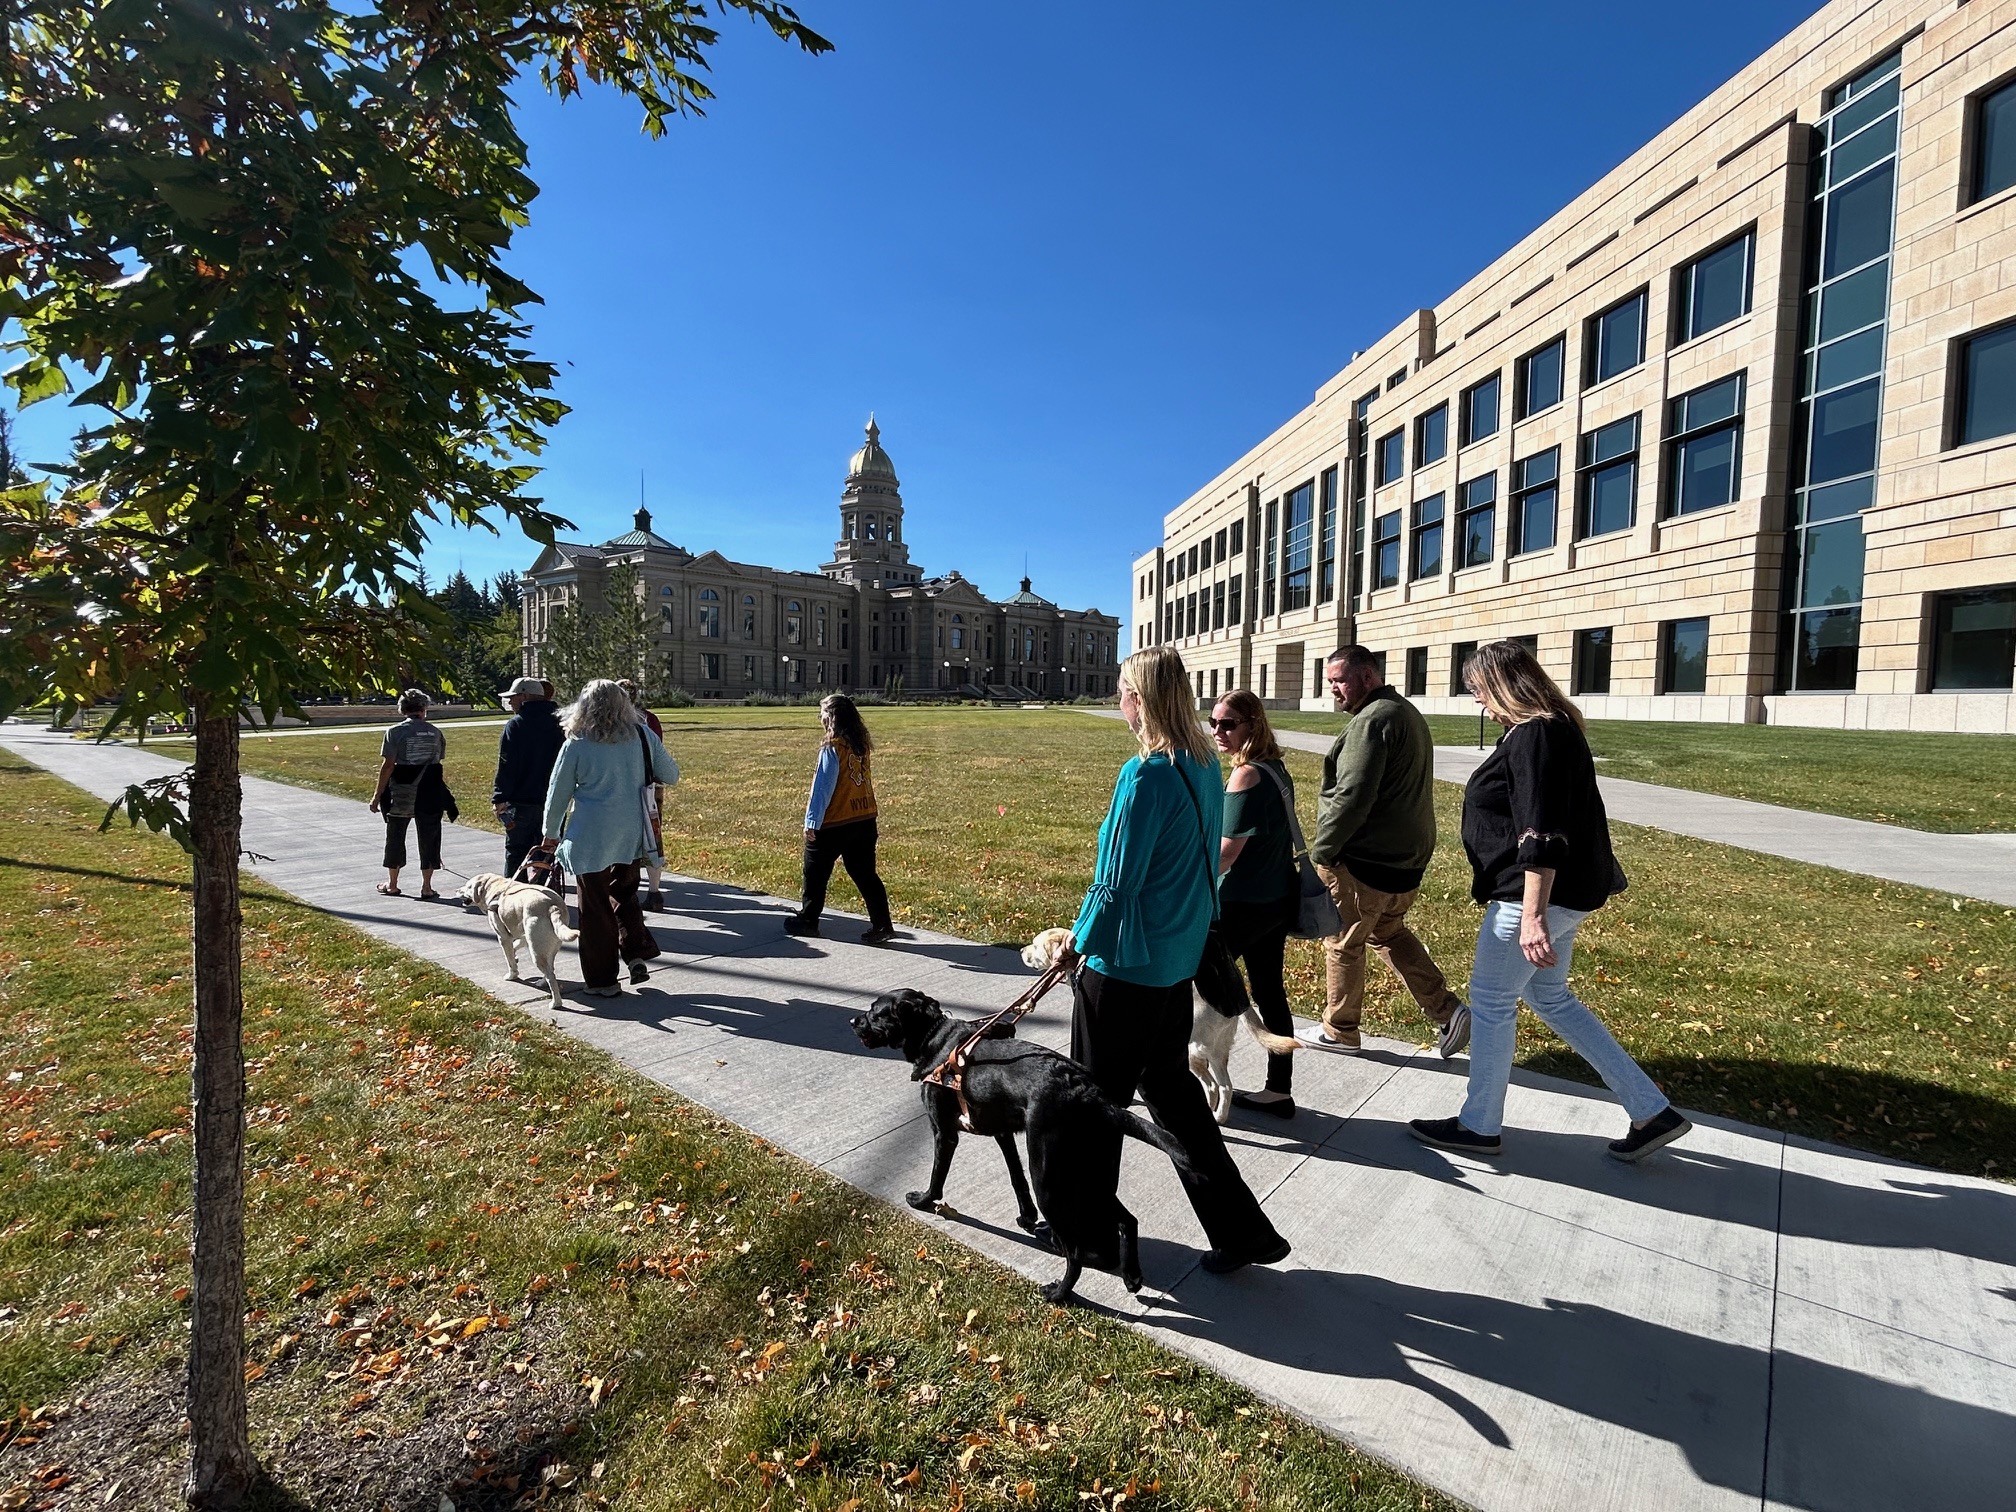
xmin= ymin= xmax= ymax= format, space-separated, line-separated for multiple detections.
xmin=1462 ymin=640 xmax=1584 ymax=731
xmin=1119 ymin=646 xmax=1215 ymax=767
xmin=560 ymin=678 xmax=645 ymax=743
xmin=1211 ymin=688 xmax=1282 ymax=766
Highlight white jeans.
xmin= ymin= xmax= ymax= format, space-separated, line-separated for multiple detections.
xmin=1460 ymin=900 xmax=1669 ymax=1137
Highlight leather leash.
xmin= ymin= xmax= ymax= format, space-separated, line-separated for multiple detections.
xmin=919 ymin=959 xmax=1070 ymax=1133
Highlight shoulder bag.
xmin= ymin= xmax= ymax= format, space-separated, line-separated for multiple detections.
xmin=1254 ymin=760 xmax=1344 ymax=941
xmin=1174 ymin=759 xmax=1253 ymax=1018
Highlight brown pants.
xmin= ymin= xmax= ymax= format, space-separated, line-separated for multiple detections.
xmin=1315 ymin=863 xmax=1461 ymax=1044
xmin=575 ymin=862 xmax=662 ymax=989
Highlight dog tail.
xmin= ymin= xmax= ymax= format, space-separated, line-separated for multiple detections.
xmin=1114 ymin=1108 xmax=1197 ymax=1177
xmin=553 ymin=923 xmax=580 ymax=945
xmin=1243 ymin=1010 xmax=1299 ymax=1056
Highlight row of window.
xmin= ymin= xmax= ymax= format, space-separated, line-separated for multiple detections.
xmin=1379 ymin=584 xmax=2016 ymax=699
xmin=1369 ymin=232 xmax=1757 ymax=490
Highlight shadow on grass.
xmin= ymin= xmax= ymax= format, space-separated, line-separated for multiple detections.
xmin=1523 ymin=1050 xmax=2015 ymax=1179
xmin=0 ymin=854 xmax=193 ymax=891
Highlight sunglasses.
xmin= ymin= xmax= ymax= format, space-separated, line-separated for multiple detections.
xmin=1207 ymin=716 xmax=1247 ymax=733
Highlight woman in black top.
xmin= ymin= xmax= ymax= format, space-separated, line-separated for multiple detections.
xmin=1409 ymin=641 xmax=1690 ymax=1162
xmin=370 ymin=688 xmax=459 ymax=899
xmin=1210 ymin=689 xmax=1298 ymax=1117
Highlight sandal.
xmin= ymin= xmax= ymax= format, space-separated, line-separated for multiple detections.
xmin=376 ymin=882 xmax=402 ymax=896
xmin=418 ymin=890 xmax=441 ymax=901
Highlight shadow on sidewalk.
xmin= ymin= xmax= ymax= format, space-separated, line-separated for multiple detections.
xmin=1143 ymin=1269 xmax=2016 ymax=1511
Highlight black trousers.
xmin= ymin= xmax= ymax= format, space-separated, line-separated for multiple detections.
xmin=1070 ymin=964 xmax=1283 ymax=1255
xmin=575 ymin=862 xmax=662 ymax=989
xmin=798 ymin=818 xmax=892 ymax=929
xmin=383 ymin=813 xmax=442 ymax=872
xmin=501 ymin=804 xmax=539 ymax=879
xmin=1220 ymin=899 xmax=1296 ymax=1095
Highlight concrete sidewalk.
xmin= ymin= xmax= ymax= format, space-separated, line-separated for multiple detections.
xmin=5 ymin=723 xmax=2014 ymax=1512
xmin=1081 ymin=709 xmax=2016 ymax=907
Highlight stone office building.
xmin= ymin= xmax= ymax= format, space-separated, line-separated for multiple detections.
xmin=1136 ymin=0 xmax=2016 ymax=731
xmin=521 ymin=420 xmax=1121 ymax=700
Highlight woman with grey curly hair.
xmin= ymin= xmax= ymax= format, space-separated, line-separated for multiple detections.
xmin=540 ymin=678 xmax=681 ymax=997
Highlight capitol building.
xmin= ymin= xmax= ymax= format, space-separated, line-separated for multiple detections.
xmin=519 ymin=420 xmax=1121 ymax=700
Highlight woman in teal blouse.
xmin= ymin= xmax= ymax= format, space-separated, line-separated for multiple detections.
xmin=1060 ymin=645 xmax=1289 ymax=1276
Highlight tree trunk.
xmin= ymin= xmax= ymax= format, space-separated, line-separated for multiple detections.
xmin=184 ymin=704 xmax=258 ymax=1508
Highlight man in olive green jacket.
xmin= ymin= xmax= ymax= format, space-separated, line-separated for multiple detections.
xmin=1300 ymin=645 xmax=1469 ymax=1058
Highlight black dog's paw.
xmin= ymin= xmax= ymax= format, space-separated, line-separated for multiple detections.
xmin=904 ymin=1190 xmax=938 ymax=1212
xmin=1015 ymin=1211 xmax=1041 ymax=1235
xmin=1028 ymin=1220 xmax=1060 ymax=1253
xmin=1040 ymin=1278 xmax=1078 ymax=1306
xmin=1121 ymin=1266 xmax=1144 ymax=1295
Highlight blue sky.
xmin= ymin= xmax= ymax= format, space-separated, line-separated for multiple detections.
xmin=10 ymin=0 xmax=1822 ymax=624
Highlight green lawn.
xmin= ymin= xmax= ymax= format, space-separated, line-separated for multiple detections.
xmin=0 ymin=752 xmax=1448 ymax=1511
xmin=1268 ymin=710 xmax=2016 ymax=833
xmin=147 ymin=705 xmax=2016 ymax=1178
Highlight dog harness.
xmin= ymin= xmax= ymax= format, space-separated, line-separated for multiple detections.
xmin=919 ymin=960 xmax=1070 ymax=1133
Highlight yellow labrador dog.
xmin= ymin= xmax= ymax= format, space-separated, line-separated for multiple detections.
xmin=458 ymin=873 xmax=579 ymax=1009
xmin=1022 ymin=928 xmax=1297 ymax=1124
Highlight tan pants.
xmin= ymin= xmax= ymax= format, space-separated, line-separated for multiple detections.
xmin=1315 ymin=863 xmax=1461 ymax=1044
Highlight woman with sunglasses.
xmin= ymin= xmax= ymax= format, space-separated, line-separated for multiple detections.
xmin=1209 ymin=690 xmax=1298 ymax=1117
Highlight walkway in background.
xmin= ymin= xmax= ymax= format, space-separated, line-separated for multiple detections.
xmin=1083 ymin=708 xmax=2016 ymax=907
xmin=5 ymin=723 xmax=2014 ymax=1512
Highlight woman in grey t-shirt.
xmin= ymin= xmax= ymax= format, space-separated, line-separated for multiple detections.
xmin=369 ymin=689 xmax=458 ymax=897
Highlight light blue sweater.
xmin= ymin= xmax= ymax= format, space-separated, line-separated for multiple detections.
xmin=542 ymin=728 xmax=680 ymax=876
xmin=1072 ymin=750 xmax=1223 ymax=988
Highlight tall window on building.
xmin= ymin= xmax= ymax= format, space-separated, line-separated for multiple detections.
xmin=785 ymin=600 xmax=803 ymax=644
xmin=1261 ymin=497 xmax=1278 ymax=617
xmin=1376 ymin=429 xmax=1405 ymax=486
xmin=1786 ymin=50 xmax=1900 ymax=692
xmin=1572 ymin=627 xmax=1614 ymax=695
xmin=1456 ymin=474 xmax=1496 ymax=568
xmin=1281 ymin=480 xmax=1314 ymax=611
xmin=1587 ymin=290 xmax=1648 ymax=385
xmin=698 ymin=588 xmax=721 ymax=639
xmin=1227 ymin=573 xmax=1242 ymax=626
xmin=1676 ymin=232 xmax=1754 ymax=341
xmin=1373 ymin=510 xmax=1401 ymax=589
xmin=1660 ymin=617 xmax=1710 ymax=694
xmin=1971 ymin=78 xmax=2016 ymax=203
xmin=1405 ymin=647 xmax=1429 ymax=697
xmin=1410 ymin=494 xmax=1445 ymax=580
xmin=1956 ymin=320 xmax=2016 ymax=444
xmin=1212 ymin=579 xmax=1226 ymax=630
xmin=1449 ymin=640 xmax=1478 ymax=695
xmin=1415 ymin=404 xmax=1448 ymax=468
xmin=1578 ymin=416 xmax=1640 ymax=538
xmin=1510 ymin=447 xmax=1559 ymax=555
xmin=1350 ymin=390 xmax=1376 ymax=612
xmin=1213 ymin=527 xmax=1227 ymax=563
xmin=1230 ymin=519 xmax=1244 ymax=556
xmin=1318 ymin=465 xmax=1339 ymax=604
xmin=740 ymin=594 xmax=757 ymax=639
xmin=1186 ymin=592 xmax=1198 ymax=638
xmin=1516 ymin=338 xmax=1565 ymax=418
xmin=701 ymin=653 xmax=722 ymax=681
xmin=1666 ymin=374 xmax=1745 ymax=515
xmin=1930 ymin=585 xmax=2016 ymax=689
xmin=1461 ymin=373 xmax=1501 ymax=446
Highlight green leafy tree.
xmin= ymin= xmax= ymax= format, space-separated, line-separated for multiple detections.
xmin=0 ymin=1 xmax=829 ymax=1504
xmin=538 ymin=597 xmax=602 ymax=698
xmin=599 ymin=560 xmax=658 ymax=689
xmin=0 ymin=409 xmax=27 ymax=487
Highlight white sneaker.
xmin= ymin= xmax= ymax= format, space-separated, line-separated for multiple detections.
xmin=1437 ymin=1005 xmax=1472 ymax=1059
xmin=1297 ymin=1023 xmax=1362 ymax=1054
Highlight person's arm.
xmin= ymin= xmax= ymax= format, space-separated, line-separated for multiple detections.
xmin=369 ymin=756 xmax=395 ymax=812
xmin=492 ymin=719 xmax=517 ymax=811
xmin=1218 ymin=762 xmax=1262 ymax=874
xmin=1506 ymin=720 xmax=1574 ymax=966
xmin=1310 ymin=723 xmax=1385 ymax=866
xmin=539 ymin=740 xmax=578 ymax=848
xmin=1070 ymin=764 xmax=1171 ymax=970
xmin=803 ymin=743 xmax=838 ymax=839
xmin=646 ymin=728 xmax=680 ymax=788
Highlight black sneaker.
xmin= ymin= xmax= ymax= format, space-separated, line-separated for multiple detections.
xmin=641 ymin=891 xmax=665 ymax=913
xmin=1608 ymin=1106 xmax=1692 ymax=1162
xmin=627 ymin=959 xmax=650 ymax=985
xmin=1409 ymin=1117 xmax=1503 ymax=1156
xmin=1199 ymin=1234 xmax=1291 ymax=1274
xmin=782 ymin=914 xmax=819 ymax=938
xmin=1436 ymin=1005 xmax=1472 ymax=1059
xmin=1231 ymin=1090 xmax=1296 ymax=1119
xmin=860 ymin=925 xmax=898 ymax=945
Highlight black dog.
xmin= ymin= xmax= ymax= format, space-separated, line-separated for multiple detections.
xmin=851 ymin=988 xmax=1193 ymax=1304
